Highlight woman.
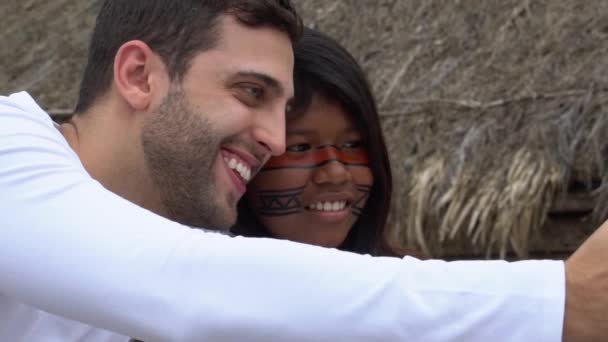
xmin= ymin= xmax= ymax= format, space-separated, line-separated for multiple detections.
xmin=234 ymin=27 xmax=405 ymax=256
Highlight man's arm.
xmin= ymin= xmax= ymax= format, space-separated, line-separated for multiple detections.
xmin=563 ymin=219 xmax=608 ymax=341
xmin=0 ymin=92 xmax=566 ymax=341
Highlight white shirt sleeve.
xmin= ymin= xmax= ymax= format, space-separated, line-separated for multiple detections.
xmin=0 ymin=92 xmax=565 ymax=341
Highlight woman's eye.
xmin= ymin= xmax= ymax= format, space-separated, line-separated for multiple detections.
xmin=341 ymin=140 xmax=363 ymax=149
xmin=286 ymin=143 xmax=311 ymax=152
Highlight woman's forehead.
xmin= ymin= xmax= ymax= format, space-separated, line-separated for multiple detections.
xmin=287 ymin=94 xmax=358 ymax=134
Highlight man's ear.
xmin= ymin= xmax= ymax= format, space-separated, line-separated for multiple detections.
xmin=113 ymin=40 xmax=167 ymax=111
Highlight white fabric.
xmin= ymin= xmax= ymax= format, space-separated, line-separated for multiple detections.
xmin=0 ymin=92 xmax=565 ymax=341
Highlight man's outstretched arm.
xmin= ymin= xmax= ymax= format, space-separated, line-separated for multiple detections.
xmin=563 ymin=219 xmax=608 ymax=341
xmin=0 ymin=92 xmax=579 ymax=341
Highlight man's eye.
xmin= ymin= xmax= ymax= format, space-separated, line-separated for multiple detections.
xmin=341 ymin=140 xmax=363 ymax=149
xmin=241 ymin=84 xmax=264 ymax=100
xmin=286 ymin=143 xmax=311 ymax=152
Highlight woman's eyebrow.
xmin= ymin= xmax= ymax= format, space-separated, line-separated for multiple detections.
xmin=286 ymin=128 xmax=316 ymax=136
xmin=286 ymin=127 xmax=359 ymax=136
xmin=341 ymin=127 xmax=359 ymax=134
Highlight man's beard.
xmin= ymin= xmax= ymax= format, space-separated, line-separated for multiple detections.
xmin=141 ymin=86 xmax=236 ymax=230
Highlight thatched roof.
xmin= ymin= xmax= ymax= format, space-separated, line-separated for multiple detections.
xmin=1 ymin=0 xmax=100 ymax=111
xmin=299 ymin=0 xmax=608 ymax=258
xmin=3 ymin=0 xmax=608 ymax=258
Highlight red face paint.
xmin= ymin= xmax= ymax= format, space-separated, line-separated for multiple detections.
xmin=262 ymin=145 xmax=369 ymax=171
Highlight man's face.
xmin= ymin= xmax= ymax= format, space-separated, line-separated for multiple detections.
xmin=142 ymin=15 xmax=294 ymax=230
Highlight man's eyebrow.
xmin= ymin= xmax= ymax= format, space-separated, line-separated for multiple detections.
xmin=234 ymin=70 xmax=288 ymax=97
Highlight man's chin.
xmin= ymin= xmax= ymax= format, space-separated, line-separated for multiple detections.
xmin=200 ymin=207 xmax=237 ymax=232
xmin=191 ymin=225 xmax=234 ymax=236
xmin=168 ymin=203 xmax=236 ymax=233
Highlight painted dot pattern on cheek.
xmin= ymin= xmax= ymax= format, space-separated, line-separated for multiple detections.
xmin=256 ymin=185 xmax=305 ymax=216
xmin=262 ymin=145 xmax=369 ymax=171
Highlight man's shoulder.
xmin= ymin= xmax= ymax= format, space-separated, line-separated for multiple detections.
xmin=0 ymin=91 xmax=79 ymax=165
xmin=1 ymin=91 xmax=43 ymax=110
xmin=0 ymin=91 xmax=60 ymax=136
xmin=0 ymin=91 xmax=53 ymax=124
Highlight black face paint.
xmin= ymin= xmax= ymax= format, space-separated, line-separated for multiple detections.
xmin=256 ymin=186 xmax=305 ymax=217
xmin=351 ymin=184 xmax=371 ymax=217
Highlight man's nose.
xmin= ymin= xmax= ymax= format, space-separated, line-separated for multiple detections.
xmin=251 ymin=106 xmax=286 ymax=157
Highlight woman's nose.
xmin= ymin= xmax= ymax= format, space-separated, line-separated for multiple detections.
xmin=311 ymin=147 xmax=353 ymax=185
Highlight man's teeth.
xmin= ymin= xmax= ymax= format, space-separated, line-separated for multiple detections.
xmin=307 ymin=201 xmax=347 ymax=212
xmin=224 ymin=157 xmax=251 ymax=182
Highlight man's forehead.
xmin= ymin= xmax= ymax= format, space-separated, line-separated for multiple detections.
xmin=187 ymin=15 xmax=295 ymax=98
xmin=213 ymin=15 xmax=293 ymax=52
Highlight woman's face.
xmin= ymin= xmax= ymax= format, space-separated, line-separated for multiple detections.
xmin=245 ymin=94 xmax=374 ymax=248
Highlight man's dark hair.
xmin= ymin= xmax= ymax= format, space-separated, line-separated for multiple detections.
xmin=74 ymin=0 xmax=302 ymax=113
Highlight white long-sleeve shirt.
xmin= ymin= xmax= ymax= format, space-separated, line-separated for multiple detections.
xmin=0 ymin=92 xmax=565 ymax=341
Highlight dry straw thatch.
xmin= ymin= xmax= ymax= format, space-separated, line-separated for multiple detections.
xmin=297 ymin=0 xmax=608 ymax=258
xmin=2 ymin=0 xmax=608 ymax=258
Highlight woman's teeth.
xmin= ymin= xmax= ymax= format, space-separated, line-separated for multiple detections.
xmin=307 ymin=201 xmax=347 ymax=212
xmin=224 ymin=157 xmax=251 ymax=182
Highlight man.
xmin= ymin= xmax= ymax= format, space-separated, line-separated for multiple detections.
xmin=0 ymin=0 xmax=606 ymax=341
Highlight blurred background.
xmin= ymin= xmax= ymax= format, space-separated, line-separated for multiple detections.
xmin=2 ymin=0 xmax=607 ymax=259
